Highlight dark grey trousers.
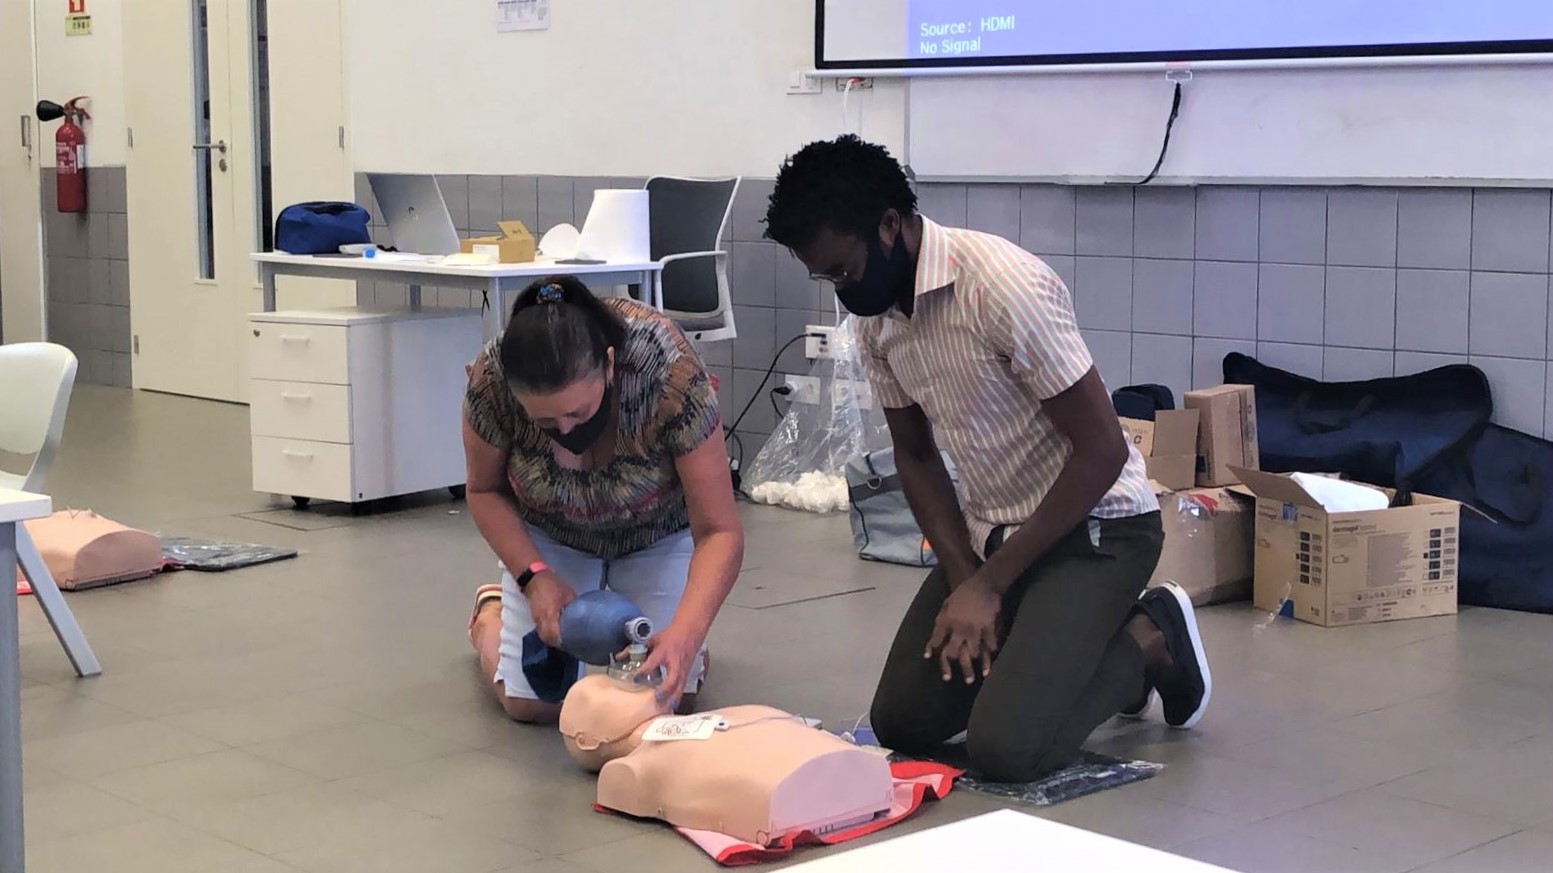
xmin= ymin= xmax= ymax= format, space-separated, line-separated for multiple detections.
xmin=869 ymin=512 xmax=1164 ymax=782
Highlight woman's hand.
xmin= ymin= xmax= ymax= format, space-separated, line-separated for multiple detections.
xmin=634 ymin=621 xmax=706 ymax=708
xmin=524 ymin=573 xmax=575 ymax=648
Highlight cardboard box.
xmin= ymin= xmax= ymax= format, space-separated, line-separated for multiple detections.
xmin=1120 ymin=409 xmax=1200 ymax=492
xmin=460 ymin=220 xmax=536 ymax=263
xmin=1233 ymin=467 xmax=1460 ymax=627
xmin=1185 ymin=385 xmax=1259 ymax=487
xmin=1148 ymin=486 xmax=1255 ymax=606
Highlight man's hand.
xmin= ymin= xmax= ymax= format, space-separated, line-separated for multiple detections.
xmin=924 ymin=576 xmax=1002 ymax=683
xmin=634 ymin=621 xmax=706 ymax=710
xmin=525 ymin=573 xmax=575 ymax=648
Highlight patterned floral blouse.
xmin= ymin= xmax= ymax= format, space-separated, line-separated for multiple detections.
xmin=464 ymin=298 xmax=721 ymax=559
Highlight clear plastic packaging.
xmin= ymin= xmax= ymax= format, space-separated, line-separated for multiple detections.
xmin=841 ymin=725 xmax=1162 ymax=806
xmin=159 ymin=537 xmax=298 ymax=572
xmin=744 ymin=316 xmax=890 ymax=513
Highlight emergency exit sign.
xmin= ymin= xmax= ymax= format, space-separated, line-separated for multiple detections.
xmin=66 ymin=0 xmax=90 ymax=36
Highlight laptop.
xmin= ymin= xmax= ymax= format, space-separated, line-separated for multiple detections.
xmin=366 ymin=174 xmax=460 ymax=256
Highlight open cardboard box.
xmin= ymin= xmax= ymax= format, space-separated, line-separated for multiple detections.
xmin=460 ymin=220 xmax=536 ymax=263
xmin=1119 ymin=409 xmax=1200 ymax=492
xmin=1232 ymin=467 xmax=1462 ymax=627
xmin=1186 ymin=385 xmax=1259 ymax=487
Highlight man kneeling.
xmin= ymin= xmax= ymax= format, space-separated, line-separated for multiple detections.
xmin=763 ymin=136 xmax=1212 ymax=782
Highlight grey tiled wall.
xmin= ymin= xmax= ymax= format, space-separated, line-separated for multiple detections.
xmin=39 ymin=166 xmax=132 ymax=388
xmin=919 ymin=182 xmax=1553 ymax=440
xmin=350 ymin=173 xmax=1553 ymax=449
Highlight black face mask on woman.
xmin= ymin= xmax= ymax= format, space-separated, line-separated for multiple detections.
xmin=542 ymin=383 xmax=614 ymax=455
xmin=835 ymin=230 xmax=913 ymax=317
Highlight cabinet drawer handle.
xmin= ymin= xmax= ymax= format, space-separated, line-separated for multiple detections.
xmin=281 ymin=450 xmax=314 ymax=461
xmin=278 ymin=335 xmax=311 ymax=345
xmin=279 ymin=392 xmax=312 ymax=402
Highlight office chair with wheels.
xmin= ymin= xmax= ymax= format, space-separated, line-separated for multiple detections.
xmin=0 ymin=342 xmax=101 ymax=677
xmin=644 ymin=176 xmax=741 ymax=343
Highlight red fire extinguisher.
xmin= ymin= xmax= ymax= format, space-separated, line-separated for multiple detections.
xmin=51 ymin=97 xmax=91 ymax=213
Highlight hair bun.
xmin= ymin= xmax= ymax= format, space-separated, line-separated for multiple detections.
xmin=538 ymin=283 xmax=565 ymax=303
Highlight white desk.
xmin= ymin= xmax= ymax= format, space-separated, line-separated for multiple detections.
xmin=1 ymin=489 xmax=53 ymax=873
xmin=784 ymin=809 xmax=1238 ymax=873
xmin=253 ymin=253 xmax=662 ymax=337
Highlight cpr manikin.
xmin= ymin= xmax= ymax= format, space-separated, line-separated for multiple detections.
xmin=559 ymin=672 xmax=894 ymax=845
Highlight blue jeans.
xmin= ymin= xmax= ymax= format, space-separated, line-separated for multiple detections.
xmin=494 ymin=527 xmax=703 ymax=700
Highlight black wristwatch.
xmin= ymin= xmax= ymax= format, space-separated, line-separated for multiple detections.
xmin=515 ymin=561 xmax=551 ymax=592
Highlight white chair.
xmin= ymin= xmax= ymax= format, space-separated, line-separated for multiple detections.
xmin=0 ymin=343 xmax=101 ymax=677
xmin=643 ymin=176 xmax=741 ymax=343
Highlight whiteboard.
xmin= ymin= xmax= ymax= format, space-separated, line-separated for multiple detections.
xmin=906 ymin=63 xmax=1553 ymax=184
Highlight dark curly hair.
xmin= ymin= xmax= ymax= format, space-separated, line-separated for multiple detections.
xmin=500 ymin=275 xmax=627 ymax=394
xmin=763 ymin=135 xmax=917 ymax=249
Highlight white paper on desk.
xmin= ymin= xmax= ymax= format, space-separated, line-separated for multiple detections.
xmin=496 ymin=0 xmax=549 ymax=32
xmin=368 ymin=252 xmax=441 ymax=264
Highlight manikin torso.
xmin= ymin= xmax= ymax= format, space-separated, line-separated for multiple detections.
xmin=559 ymin=674 xmax=894 ymax=844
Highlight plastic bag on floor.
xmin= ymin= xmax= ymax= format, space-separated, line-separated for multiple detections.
xmin=745 ymin=317 xmax=889 ymax=514
xmin=160 ymin=537 xmax=298 ymax=571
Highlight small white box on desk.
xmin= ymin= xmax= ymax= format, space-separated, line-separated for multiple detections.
xmin=248 ymin=306 xmax=482 ymax=505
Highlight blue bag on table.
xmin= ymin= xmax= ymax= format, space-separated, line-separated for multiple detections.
xmin=274 ymin=201 xmax=371 ymax=255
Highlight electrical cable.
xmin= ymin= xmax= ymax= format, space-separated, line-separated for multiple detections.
xmin=770 ymin=385 xmax=793 ymax=424
xmin=722 ymin=334 xmax=809 ymax=499
xmin=1133 ymin=81 xmax=1183 ymax=186
xmin=726 ymin=334 xmax=808 ymax=438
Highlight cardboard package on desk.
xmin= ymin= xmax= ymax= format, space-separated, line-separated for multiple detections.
xmin=1185 ymin=385 xmax=1259 ymax=487
xmin=1232 ymin=467 xmax=1462 ymax=627
xmin=1119 ymin=409 xmax=1200 ymax=492
xmin=460 ymin=220 xmax=536 ymax=263
xmin=1148 ymin=485 xmax=1254 ymax=606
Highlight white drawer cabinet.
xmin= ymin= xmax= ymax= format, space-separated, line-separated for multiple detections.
xmin=248 ymin=307 xmax=482 ymax=505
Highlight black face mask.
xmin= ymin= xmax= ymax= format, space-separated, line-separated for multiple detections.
xmin=542 ymin=384 xmax=614 ymax=455
xmin=835 ymin=231 xmax=912 ymax=317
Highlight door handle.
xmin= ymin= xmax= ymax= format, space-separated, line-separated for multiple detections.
xmin=19 ymin=115 xmax=30 ymax=150
xmin=192 ymin=139 xmax=228 ymax=154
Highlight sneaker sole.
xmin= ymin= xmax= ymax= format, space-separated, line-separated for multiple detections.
xmin=1160 ymin=581 xmax=1212 ymax=729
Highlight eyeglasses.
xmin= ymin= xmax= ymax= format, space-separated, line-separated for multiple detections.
xmin=809 ymin=271 xmax=848 ymax=286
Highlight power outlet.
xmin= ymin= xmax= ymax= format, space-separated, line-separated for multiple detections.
xmin=805 ymin=325 xmax=837 ymax=359
xmin=784 ymin=375 xmax=822 ymax=404
xmin=837 ymin=77 xmax=875 ymax=91
xmin=786 ymin=69 xmax=822 ymax=96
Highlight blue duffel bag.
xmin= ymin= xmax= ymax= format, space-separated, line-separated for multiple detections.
xmin=274 ymin=201 xmax=371 ymax=255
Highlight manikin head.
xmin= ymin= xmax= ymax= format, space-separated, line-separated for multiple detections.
xmin=764 ymin=135 xmax=921 ymax=318
xmin=500 ymin=276 xmax=626 ymax=455
xmin=558 ymin=673 xmax=672 ymax=772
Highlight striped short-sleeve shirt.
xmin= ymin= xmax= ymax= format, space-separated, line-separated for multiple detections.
xmin=857 ymin=217 xmax=1157 ymax=558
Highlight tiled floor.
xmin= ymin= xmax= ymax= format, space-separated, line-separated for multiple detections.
xmin=14 ymin=386 xmax=1553 ymax=872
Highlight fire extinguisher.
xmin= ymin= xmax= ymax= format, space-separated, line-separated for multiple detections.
xmin=38 ymin=97 xmax=90 ymax=213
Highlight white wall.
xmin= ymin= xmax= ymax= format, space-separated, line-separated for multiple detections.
xmin=34 ymin=0 xmax=126 ymax=167
xmin=343 ymin=0 xmax=906 ymax=177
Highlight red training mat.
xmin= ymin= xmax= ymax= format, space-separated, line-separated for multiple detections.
xmin=594 ymin=759 xmax=961 ymax=866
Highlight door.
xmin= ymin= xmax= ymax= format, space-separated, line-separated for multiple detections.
xmin=266 ymin=0 xmax=353 ymax=310
xmin=124 ymin=0 xmax=262 ymax=401
xmin=0 ymin=0 xmax=45 ymax=343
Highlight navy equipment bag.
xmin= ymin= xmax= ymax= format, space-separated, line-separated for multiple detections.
xmin=274 ymin=201 xmax=371 ymax=255
xmin=1219 ymin=351 xmax=1553 ymax=613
